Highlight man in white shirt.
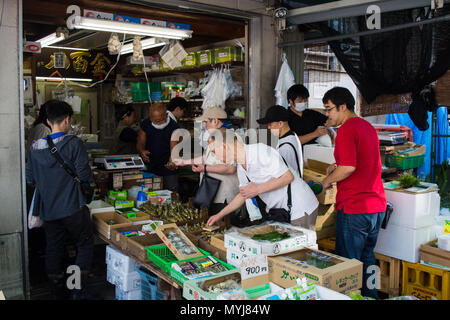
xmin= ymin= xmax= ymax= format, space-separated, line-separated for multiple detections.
xmin=206 ymin=129 xmax=318 ymax=230
xmin=257 ymin=105 xmax=303 ymax=177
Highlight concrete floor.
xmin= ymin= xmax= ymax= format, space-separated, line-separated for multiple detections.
xmin=28 ymin=229 xmax=116 ymax=300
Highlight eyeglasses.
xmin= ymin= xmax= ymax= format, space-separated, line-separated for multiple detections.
xmin=324 ymin=106 xmax=337 ymax=113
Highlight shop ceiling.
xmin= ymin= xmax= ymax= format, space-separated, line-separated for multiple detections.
xmin=23 ymin=0 xmax=246 ymax=51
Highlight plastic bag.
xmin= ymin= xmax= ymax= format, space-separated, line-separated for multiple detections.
xmin=28 ymin=190 xmax=43 ymax=229
xmin=274 ymin=53 xmax=296 ymax=109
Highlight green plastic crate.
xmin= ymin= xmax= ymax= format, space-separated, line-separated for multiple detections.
xmin=244 ymin=283 xmax=271 ymax=299
xmin=145 ymin=244 xmax=209 ymax=273
xmin=385 ymin=153 xmax=425 ymax=170
xmin=169 ymin=256 xmax=235 ymax=285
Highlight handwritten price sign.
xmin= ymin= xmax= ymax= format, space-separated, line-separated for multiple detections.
xmin=240 ymin=255 xmax=268 ymax=280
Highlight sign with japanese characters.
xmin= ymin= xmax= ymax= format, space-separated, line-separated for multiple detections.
xmin=36 ymin=48 xmax=113 ymax=79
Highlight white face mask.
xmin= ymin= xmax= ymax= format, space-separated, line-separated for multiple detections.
xmin=151 ymin=116 xmax=170 ymax=130
xmin=294 ymin=102 xmax=308 ymax=112
xmin=199 ymin=128 xmax=210 ymax=149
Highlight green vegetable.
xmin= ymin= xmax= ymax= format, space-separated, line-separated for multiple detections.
xmin=252 ymin=231 xmax=290 ymax=242
xmin=350 ymin=292 xmax=375 ymax=300
xmin=398 ymin=173 xmax=420 ymax=189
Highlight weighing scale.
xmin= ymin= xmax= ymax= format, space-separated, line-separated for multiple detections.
xmin=94 ymin=155 xmax=145 ymax=170
xmin=378 ymin=131 xmax=408 ymax=145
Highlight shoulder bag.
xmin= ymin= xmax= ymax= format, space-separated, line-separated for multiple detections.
xmin=46 ymin=135 xmax=93 ymax=204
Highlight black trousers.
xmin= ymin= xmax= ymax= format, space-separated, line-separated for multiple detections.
xmin=42 ymin=206 xmax=94 ymax=276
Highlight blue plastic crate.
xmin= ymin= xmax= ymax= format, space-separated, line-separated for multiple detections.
xmin=137 ymin=267 xmax=165 ymax=300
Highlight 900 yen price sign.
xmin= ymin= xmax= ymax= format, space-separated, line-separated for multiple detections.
xmin=240 ymin=255 xmax=269 ymax=280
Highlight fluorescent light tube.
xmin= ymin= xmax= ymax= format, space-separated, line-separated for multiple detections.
xmin=36 ymin=77 xmax=92 ymax=82
xmin=37 ymin=32 xmax=66 ymax=47
xmin=46 ymin=46 xmax=90 ymax=51
xmin=120 ymin=37 xmax=167 ymax=55
xmin=71 ymin=16 xmax=192 ymax=40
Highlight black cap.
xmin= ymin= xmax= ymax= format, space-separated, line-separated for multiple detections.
xmin=257 ymin=105 xmax=289 ymax=124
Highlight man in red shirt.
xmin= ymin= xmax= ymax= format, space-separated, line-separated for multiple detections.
xmin=321 ymin=87 xmax=386 ymax=299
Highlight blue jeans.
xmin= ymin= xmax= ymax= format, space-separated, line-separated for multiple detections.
xmin=335 ymin=209 xmax=386 ymax=299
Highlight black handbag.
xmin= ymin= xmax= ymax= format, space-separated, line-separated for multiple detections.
xmin=193 ymin=164 xmax=221 ymax=209
xmin=46 ymin=135 xmax=94 ymax=204
xmin=245 ymin=174 xmax=292 ymax=223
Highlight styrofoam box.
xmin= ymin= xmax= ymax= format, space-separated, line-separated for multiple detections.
xmin=257 ymin=284 xmax=351 ymax=300
xmin=303 ymin=144 xmax=335 ymax=167
xmin=226 ymin=244 xmax=319 ymax=269
xmin=107 ymin=266 xmax=141 ymax=292
xmin=385 ymin=189 xmax=440 ymax=229
xmin=375 ymin=223 xmax=436 ymax=263
xmin=224 ymin=226 xmax=317 ymax=256
xmin=115 ymin=286 xmax=142 ymax=300
xmin=87 ymin=200 xmax=115 ymax=216
xmin=106 ymin=245 xmax=138 ymax=274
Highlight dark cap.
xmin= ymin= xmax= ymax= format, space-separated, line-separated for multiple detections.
xmin=257 ymin=105 xmax=289 ymax=124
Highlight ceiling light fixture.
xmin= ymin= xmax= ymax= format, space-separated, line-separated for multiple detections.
xmin=36 ymin=77 xmax=92 ymax=82
xmin=37 ymin=32 xmax=66 ymax=47
xmin=45 ymin=45 xmax=90 ymax=51
xmin=120 ymin=37 xmax=167 ymax=55
xmin=69 ymin=16 xmax=193 ymax=40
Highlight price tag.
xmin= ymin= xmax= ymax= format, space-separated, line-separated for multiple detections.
xmin=444 ymin=220 xmax=450 ymax=234
xmin=240 ymin=255 xmax=268 ymax=281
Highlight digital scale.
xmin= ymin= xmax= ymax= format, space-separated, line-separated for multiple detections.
xmin=378 ymin=131 xmax=408 ymax=146
xmin=94 ymin=155 xmax=146 ymax=170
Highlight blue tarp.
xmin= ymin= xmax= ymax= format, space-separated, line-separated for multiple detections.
xmin=385 ymin=107 xmax=450 ymax=178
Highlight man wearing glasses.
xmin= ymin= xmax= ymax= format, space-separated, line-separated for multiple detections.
xmin=321 ymin=87 xmax=386 ymax=300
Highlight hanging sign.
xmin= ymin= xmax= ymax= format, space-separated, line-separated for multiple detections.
xmin=24 ymin=41 xmax=41 ymax=54
xmin=36 ymin=48 xmax=113 ymax=79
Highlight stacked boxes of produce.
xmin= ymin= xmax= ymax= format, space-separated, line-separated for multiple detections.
xmin=197 ymin=49 xmax=215 ymax=66
xmin=267 ymin=247 xmax=363 ymax=294
xmin=106 ymin=245 xmax=142 ymax=300
xmin=182 ymin=52 xmax=197 ymax=68
xmin=224 ymin=222 xmax=317 ymax=268
xmin=375 ymin=181 xmax=440 ymax=263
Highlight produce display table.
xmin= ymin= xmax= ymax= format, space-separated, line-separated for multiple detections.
xmin=96 ymin=233 xmax=182 ymax=290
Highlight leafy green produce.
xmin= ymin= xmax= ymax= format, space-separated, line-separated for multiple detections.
xmin=398 ymin=173 xmax=420 ymax=189
xmin=252 ymin=231 xmax=290 ymax=242
xmin=350 ymin=292 xmax=375 ymax=300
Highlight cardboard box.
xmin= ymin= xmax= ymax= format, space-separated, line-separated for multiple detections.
xmin=146 ymin=190 xmax=171 ymax=204
xmin=268 ymin=247 xmax=363 ymax=293
xmin=155 ymin=223 xmax=204 ymax=260
xmin=394 ymin=143 xmax=426 ymax=157
xmin=224 ymin=223 xmax=317 ymax=256
xmin=303 ymin=168 xmax=337 ymax=205
xmin=93 ymin=211 xmax=133 ymax=239
xmin=420 ymin=239 xmax=450 ymax=269
xmin=117 ymin=210 xmax=151 ymax=224
xmin=183 ymin=269 xmax=270 ymax=300
xmin=127 ymin=233 xmax=165 ymax=262
xmin=315 ymin=204 xmax=337 ymax=240
xmin=110 ymin=223 xmax=163 ymax=251
xmin=210 ymin=234 xmax=225 ymax=252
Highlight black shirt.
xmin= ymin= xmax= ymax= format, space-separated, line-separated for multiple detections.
xmin=140 ymin=118 xmax=179 ymax=176
xmin=287 ymin=108 xmax=328 ymax=145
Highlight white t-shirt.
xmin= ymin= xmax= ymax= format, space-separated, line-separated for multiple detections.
xmin=167 ymin=111 xmax=177 ymax=123
xmin=277 ymin=132 xmax=303 ymax=177
xmin=237 ymin=143 xmax=318 ymax=221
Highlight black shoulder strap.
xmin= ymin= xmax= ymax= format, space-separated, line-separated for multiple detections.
xmin=46 ymin=135 xmax=81 ymax=183
xmin=279 ymin=142 xmax=302 ymax=178
xmin=243 ymin=170 xmax=292 ymax=212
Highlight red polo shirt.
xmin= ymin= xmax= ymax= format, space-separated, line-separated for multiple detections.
xmin=334 ymin=117 xmax=386 ymax=214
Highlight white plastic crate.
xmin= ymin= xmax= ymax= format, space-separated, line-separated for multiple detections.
xmin=106 ymin=245 xmax=138 ymax=274
xmin=385 ymin=189 xmax=440 ymax=229
xmin=375 ymin=223 xmax=436 ymax=263
xmin=107 ymin=266 xmax=141 ymax=292
xmin=115 ymin=286 xmax=142 ymax=300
